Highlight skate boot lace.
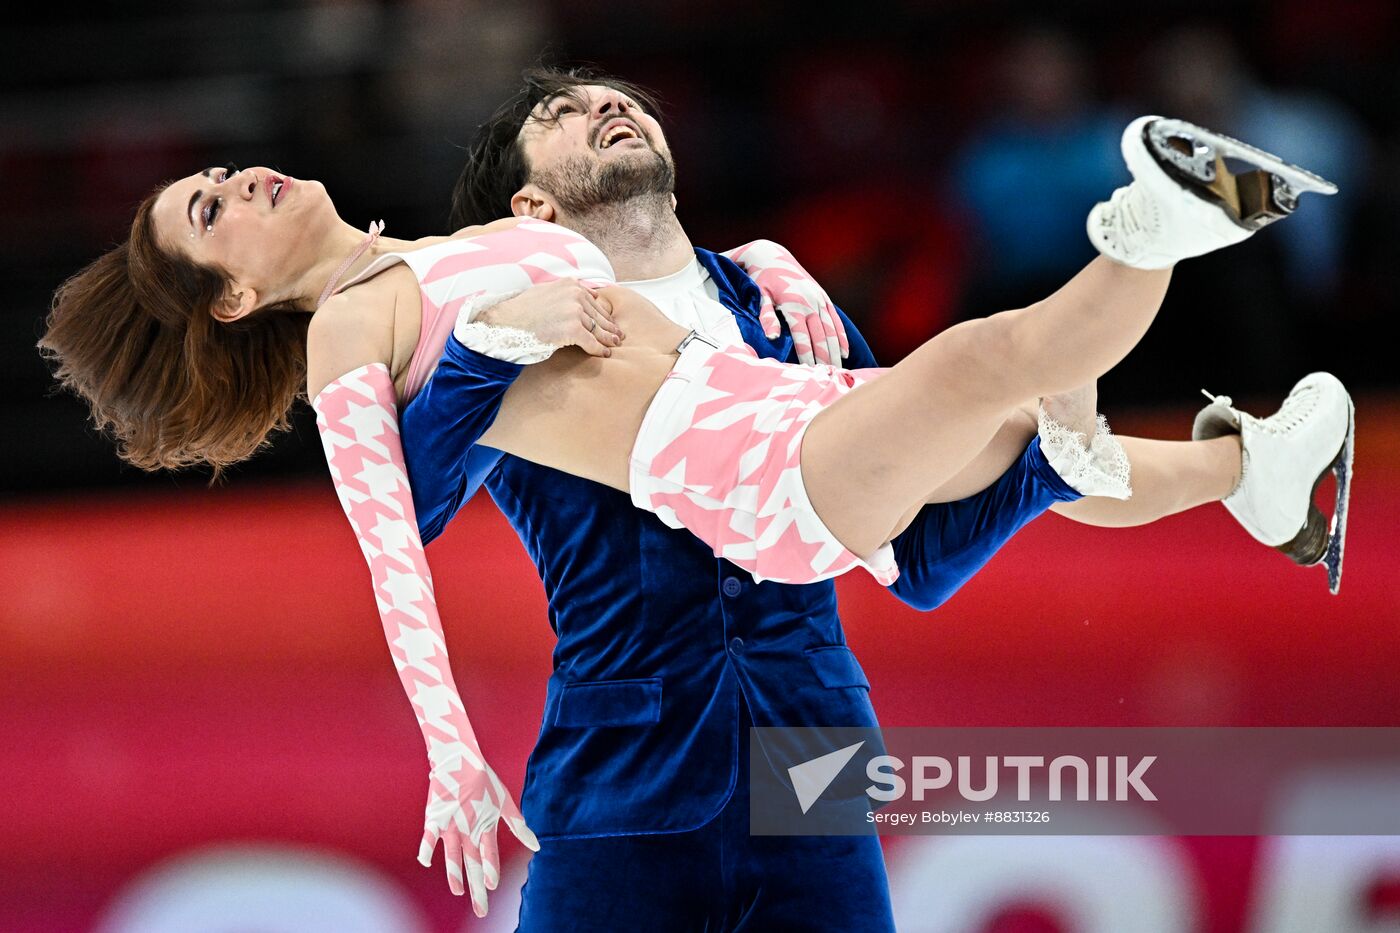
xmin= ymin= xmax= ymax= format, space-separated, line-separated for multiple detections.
xmin=1200 ymin=385 xmax=1318 ymax=437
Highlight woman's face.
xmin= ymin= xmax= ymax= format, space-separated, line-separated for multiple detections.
xmin=152 ymin=165 xmax=332 ymax=314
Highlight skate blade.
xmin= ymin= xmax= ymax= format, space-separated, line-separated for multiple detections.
xmin=1145 ymin=118 xmax=1339 ymax=231
xmin=1275 ymin=398 xmax=1354 ymax=594
xmin=1325 ymin=398 xmax=1355 ymax=594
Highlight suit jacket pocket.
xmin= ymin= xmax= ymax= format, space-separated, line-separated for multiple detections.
xmin=803 ymin=645 xmax=871 ymax=690
xmin=554 ymin=677 xmax=663 ymax=728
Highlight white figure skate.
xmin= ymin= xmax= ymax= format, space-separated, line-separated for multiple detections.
xmin=1193 ymin=372 xmax=1354 ymax=594
xmin=1089 ymin=116 xmax=1338 ymax=269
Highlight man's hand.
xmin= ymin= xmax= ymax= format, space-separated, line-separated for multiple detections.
xmin=418 ymin=749 xmax=540 ymax=916
xmin=724 ymin=240 xmax=850 ymax=367
xmin=477 ymin=278 xmax=623 ymax=357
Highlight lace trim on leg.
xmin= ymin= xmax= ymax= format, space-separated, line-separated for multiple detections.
xmin=1038 ymin=403 xmax=1133 ymax=500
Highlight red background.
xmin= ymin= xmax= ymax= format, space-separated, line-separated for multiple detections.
xmin=4 ymin=400 xmax=1398 ymax=932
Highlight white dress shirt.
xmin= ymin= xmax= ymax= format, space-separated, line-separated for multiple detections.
xmin=621 ymin=258 xmax=745 ymax=347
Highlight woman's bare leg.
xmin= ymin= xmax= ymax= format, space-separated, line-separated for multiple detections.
xmin=917 ymin=402 xmax=1040 ymax=502
xmin=926 ymin=379 xmax=1243 ymax=527
xmin=877 ymin=393 xmax=1244 ymax=539
xmin=802 ymin=257 xmax=1172 ymax=557
xmin=1048 ymin=435 xmax=1240 ymax=526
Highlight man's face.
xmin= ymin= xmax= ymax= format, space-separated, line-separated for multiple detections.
xmin=517 ymin=83 xmax=675 ymax=215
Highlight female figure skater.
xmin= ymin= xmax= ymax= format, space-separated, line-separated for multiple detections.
xmin=40 ymin=115 xmax=1349 ymax=912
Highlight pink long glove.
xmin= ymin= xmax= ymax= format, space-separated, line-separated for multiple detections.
xmin=724 ymin=239 xmax=850 ymax=367
xmin=313 ymin=362 xmax=538 ymax=916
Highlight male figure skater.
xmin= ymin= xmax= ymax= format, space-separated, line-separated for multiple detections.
xmin=397 ymin=67 xmax=1349 ymax=929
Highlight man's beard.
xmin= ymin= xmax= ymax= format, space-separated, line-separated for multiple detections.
xmin=530 ymin=147 xmax=676 ymax=216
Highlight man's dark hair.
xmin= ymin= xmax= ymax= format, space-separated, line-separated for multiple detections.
xmin=449 ymin=65 xmax=665 ymax=230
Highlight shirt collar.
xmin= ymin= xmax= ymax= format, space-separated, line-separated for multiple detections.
xmin=692 ymin=246 xmax=792 ymax=361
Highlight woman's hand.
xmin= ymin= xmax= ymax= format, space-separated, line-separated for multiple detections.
xmin=724 ymin=240 xmax=850 ymax=367
xmin=419 ymin=750 xmax=540 ymax=916
xmin=477 ymin=278 xmax=623 ymax=357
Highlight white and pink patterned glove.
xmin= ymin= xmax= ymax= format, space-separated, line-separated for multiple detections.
xmin=313 ymin=363 xmax=539 ymax=917
xmin=725 ymin=239 xmax=850 ymax=367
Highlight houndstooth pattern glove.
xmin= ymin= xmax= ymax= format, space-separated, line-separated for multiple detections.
xmin=313 ymin=362 xmax=539 ymax=917
xmin=725 ymin=239 xmax=850 ymax=368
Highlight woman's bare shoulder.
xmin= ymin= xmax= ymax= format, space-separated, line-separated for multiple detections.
xmin=306 ymin=282 xmax=398 ymax=403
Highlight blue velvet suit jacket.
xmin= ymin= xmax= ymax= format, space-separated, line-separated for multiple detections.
xmin=398 ymin=248 xmax=1080 ymax=838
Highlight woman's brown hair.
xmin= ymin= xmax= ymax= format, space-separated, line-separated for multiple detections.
xmin=38 ymin=186 xmax=310 ymax=475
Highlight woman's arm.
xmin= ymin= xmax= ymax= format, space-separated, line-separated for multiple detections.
xmin=308 ymin=310 xmax=537 ymax=916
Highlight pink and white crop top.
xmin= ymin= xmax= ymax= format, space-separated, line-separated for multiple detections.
xmin=330 ymin=219 xmax=617 ymax=404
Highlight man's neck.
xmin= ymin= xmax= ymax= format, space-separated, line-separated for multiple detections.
xmin=558 ymin=196 xmax=693 ymax=282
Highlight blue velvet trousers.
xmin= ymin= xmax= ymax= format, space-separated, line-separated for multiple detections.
xmin=514 ymin=693 xmax=896 ymax=932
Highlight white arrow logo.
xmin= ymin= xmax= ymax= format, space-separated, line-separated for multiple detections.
xmin=787 ymin=741 xmax=865 ymax=814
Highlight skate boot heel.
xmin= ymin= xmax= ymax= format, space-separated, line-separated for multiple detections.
xmin=1276 ymin=492 xmax=1329 ymax=567
xmin=1234 ymin=169 xmax=1292 ymax=229
xmin=1275 ymin=430 xmax=1352 ymax=593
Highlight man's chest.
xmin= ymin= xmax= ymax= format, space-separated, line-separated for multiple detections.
xmin=622 ymin=275 xmax=746 ymax=347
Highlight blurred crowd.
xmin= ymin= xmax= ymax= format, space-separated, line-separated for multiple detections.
xmin=3 ymin=0 xmax=1395 ymax=491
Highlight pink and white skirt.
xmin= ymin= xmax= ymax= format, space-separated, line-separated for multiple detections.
xmin=628 ymin=334 xmax=899 ymax=585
